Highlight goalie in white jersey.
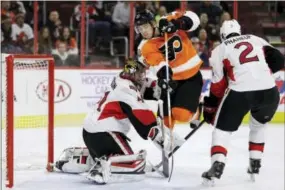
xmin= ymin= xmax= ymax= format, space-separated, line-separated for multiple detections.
xmin=55 ymin=58 xmax=183 ymax=184
xmin=201 ymin=19 xmax=284 ymax=183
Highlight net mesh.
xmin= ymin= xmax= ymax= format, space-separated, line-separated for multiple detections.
xmin=1 ymin=54 xmax=52 ymax=188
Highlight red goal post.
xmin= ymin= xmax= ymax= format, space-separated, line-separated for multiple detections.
xmin=3 ymin=54 xmax=55 ymax=188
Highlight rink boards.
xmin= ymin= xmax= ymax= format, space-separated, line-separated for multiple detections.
xmin=1 ymin=68 xmax=284 ymax=129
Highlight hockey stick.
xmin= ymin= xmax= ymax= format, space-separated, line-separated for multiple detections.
xmin=152 ymin=119 xmax=205 ymax=171
xmin=157 ymin=100 xmax=169 ymax=178
xmin=163 ymin=32 xmax=175 ymax=182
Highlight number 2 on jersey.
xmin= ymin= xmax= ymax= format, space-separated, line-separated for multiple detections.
xmin=234 ymin=42 xmax=259 ymax=64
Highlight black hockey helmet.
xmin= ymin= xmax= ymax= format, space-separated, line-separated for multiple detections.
xmin=135 ymin=9 xmax=155 ymax=26
xmin=134 ymin=9 xmax=156 ymax=33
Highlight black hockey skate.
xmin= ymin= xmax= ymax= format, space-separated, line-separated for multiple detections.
xmin=247 ymin=158 xmax=261 ymax=182
xmin=202 ymin=161 xmax=225 ymax=186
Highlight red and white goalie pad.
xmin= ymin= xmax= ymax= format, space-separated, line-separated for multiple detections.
xmin=55 ymin=147 xmax=147 ymax=175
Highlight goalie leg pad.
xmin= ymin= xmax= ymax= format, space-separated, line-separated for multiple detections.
xmin=86 ymin=150 xmax=147 ymax=184
xmin=110 ymin=150 xmax=147 ymax=174
xmin=55 ymin=147 xmax=95 ymax=173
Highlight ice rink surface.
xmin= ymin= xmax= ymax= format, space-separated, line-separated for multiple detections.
xmin=2 ymin=123 xmax=284 ymax=190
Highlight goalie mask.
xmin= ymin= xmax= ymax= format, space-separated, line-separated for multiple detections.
xmin=122 ymin=57 xmax=148 ymax=86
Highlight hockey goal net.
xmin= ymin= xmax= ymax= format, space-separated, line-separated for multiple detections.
xmin=1 ymin=54 xmax=54 ymax=188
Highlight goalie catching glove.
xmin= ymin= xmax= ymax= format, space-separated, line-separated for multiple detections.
xmin=148 ymin=122 xmax=185 ymax=155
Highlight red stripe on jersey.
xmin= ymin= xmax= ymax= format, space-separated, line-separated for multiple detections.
xmin=223 ymin=58 xmax=235 ymax=81
xmin=133 ymin=110 xmax=156 ymax=126
xmin=211 ymin=146 xmax=228 ymax=156
xmin=210 ymin=77 xmax=228 ymax=98
xmin=249 ymin=142 xmax=265 ymax=152
xmin=98 ymin=102 xmax=127 ymax=120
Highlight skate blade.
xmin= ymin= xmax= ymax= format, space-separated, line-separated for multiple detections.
xmin=249 ymin=174 xmax=255 ymax=182
xmin=247 ymin=168 xmax=257 ymax=182
xmin=202 ymin=177 xmax=216 ymax=186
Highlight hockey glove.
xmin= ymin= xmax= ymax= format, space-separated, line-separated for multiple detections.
xmin=157 ymin=78 xmax=177 ymax=94
xmin=156 ymin=66 xmax=177 ymax=97
xmin=203 ymin=94 xmax=220 ymax=125
xmin=159 ymin=18 xmax=177 ymax=34
xmin=148 ymin=125 xmax=185 ymax=155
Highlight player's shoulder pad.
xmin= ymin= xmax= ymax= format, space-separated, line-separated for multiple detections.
xmin=209 ymin=44 xmax=224 ymax=67
xmin=183 ymin=11 xmax=200 ymax=31
xmin=250 ymin=34 xmax=272 ymax=47
xmin=115 ymin=77 xmax=139 ymax=97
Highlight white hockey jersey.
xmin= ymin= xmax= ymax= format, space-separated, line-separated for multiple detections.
xmin=209 ymin=34 xmax=276 ymax=98
xmin=83 ymin=74 xmax=157 ymax=139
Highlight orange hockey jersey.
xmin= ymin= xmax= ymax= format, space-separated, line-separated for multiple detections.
xmin=137 ymin=11 xmax=202 ymax=81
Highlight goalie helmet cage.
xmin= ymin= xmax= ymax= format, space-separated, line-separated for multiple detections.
xmin=4 ymin=54 xmax=55 ymax=188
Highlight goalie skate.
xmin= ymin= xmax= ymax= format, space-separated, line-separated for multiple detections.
xmin=86 ymin=157 xmax=111 ymax=185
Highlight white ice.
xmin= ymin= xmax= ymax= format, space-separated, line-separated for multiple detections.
xmin=2 ymin=123 xmax=284 ymax=190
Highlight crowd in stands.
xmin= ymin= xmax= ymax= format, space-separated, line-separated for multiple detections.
xmin=1 ymin=1 xmax=284 ymax=68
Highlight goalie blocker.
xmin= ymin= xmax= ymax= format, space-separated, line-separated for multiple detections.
xmin=55 ymin=58 xmax=184 ymax=184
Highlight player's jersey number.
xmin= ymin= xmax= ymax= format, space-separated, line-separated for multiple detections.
xmin=159 ymin=35 xmax=182 ymax=61
xmin=234 ymin=42 xmax=259 ymax=64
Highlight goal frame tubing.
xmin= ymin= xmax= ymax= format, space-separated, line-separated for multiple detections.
xmin=5 ymin=54 xmax=54 ymax=188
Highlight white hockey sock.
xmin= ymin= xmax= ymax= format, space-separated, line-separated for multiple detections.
xmin=249 ymin=115 xmax=266 ymax=160
xmin=211 ymin=128 xmax=232 ymax=164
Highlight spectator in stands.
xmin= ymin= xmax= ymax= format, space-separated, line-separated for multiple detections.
xmin=191 ymin=13 xmax=219 ymax=41
xmin=10 ymin=1 xmax=26 ymax=15
xmin=56 ymin=26 xmax=78 ymax=54
xmin=52 ymin=41 xmax=79 ymax=67
xmin=145 ymin=2 xmax=158 ymax=14
xmin=46 ymin=10 xmax=62 ymax=46
xmin=1 ymin=14 xmax=23 ymax=54
xmin=1 ymin=15 xmax=13 ymax=44
xmin=22 ymin=1 xmax=44 ymax=29
xmin=88 ymin=2 xmax=111 ymax=52
xmin=220 ymin=11 xmax=231 ymax=26
xmin=112 ymin=1 xmax=131 ymax=36
xmin=212 ymin=41 xmax=221 ymax=49
xmin=198 ymin=28 xmax=211 ymax=56
xmin=191 ymin=37 xmax=209 ymax=67
xmin=155 ymin=6 xmax=167 ymax=23
xmin=199 ymin=1 xmax=222 ymax=25
xmin=1 ymin=1 xmax=15 ymax=22
xmin=11 ymin=13 xmax=34 ymax=53
xmin=74 ymin=2 xmax=112 ymax=53
xmin=38 ymin=27 xmax=52 ymax=54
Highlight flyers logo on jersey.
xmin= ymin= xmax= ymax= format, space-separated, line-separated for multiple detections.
xmin=159 ymin=35 xmax=182 ymax=61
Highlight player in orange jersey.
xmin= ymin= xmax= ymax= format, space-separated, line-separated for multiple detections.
xmin=135 ymin=10 xmax=203 ymax=128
